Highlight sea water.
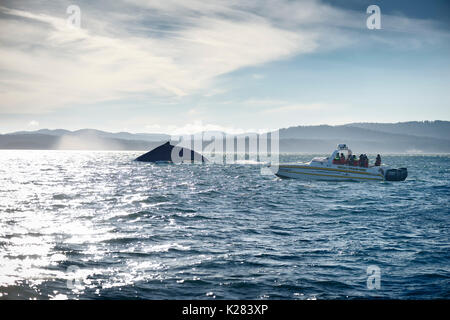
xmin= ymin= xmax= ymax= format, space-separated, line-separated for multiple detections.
xmin=0 ymin=151 xmax=448 ymax=299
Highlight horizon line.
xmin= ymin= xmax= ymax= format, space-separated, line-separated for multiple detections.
xmin=2 ymin=119 xmax=448 ymax=136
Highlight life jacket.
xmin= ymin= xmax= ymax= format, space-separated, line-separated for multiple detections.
xmin=332 ymin=154 xmax=340 ymax=164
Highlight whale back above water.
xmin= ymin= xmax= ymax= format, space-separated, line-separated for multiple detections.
xmin=135 ymin=141 xmax=207 ymax=163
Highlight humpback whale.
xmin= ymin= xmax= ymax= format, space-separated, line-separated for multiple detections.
xmin=135 ymin=141 xmax=207 ymax=163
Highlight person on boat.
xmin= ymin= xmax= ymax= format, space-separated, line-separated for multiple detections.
xmin=340 ymin=153 xmax=346 ymax=164
xmin=360 ymin=154 xmax=368 ymax=168
xmin=351 ymin=155 xmax=358 ymax=166
xmin=375 ymin=154 xmax=381 ymax=166
xmin=347 ymin=154 xmax=352 ymax=166
xmin=359 ymin=154 xmax=364 ymax=167
xmin=333 ymin=153 xmax=340 ymax=164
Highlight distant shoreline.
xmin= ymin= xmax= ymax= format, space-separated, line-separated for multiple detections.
xmin=1 ymin=149 xmax=449 ymax=156
xmin=1 ymin=121 xmax=449 ymax=153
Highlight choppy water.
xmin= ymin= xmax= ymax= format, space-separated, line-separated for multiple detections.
xmin=0 ymin=151 xmax=449 ymax=299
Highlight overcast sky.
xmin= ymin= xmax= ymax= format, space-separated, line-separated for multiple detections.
xmin=0 ymin=0 xmax=449 ymax=134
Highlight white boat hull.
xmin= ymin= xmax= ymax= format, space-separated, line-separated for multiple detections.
xmin=274 ymin=164 xmax=385 ymax=181
xmin=271 ymin=144 xmax=407 ymax=182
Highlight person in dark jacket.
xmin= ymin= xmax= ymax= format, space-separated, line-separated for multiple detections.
xmin=347 ymin=154 xmax=353 ymax=166
xmin=375 ymin=154 xmax=381 ymax=166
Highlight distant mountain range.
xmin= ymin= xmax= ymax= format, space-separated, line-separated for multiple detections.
xmin=1 ymin=121 xmax=449 ymax=153
xmin=344 ymin=121 xmax=450 ymax=140
xmin=276 ymin=121 xmax=450 ymax=153
xmin=9 ymin=128 xmax=170 ymax=142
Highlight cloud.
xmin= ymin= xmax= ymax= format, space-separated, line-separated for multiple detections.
xmin=0 ymin=2 xmax=310 ymax=114
xmin=243 ymin=98 xmax=287 ymax=106
xmin=203 ymin=88 xmax=227 ymax=97
xmin=28 ymin=120 xmax=39 ymax=127
xmin=251 ymin=74 xmax=265 ymax=80
xmin=262 ymin=103 xmax=327 ymax=114
xmin=0 ymin=0 xmax=447 ymax=116
xmin=146 ymin=120 xmax=268 ymax=136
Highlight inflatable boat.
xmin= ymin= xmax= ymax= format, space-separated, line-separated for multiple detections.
xmin=272 ymin=144 xmax=407 ymax=182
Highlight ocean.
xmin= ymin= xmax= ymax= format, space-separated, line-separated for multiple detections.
xmin=0 ymin=151 xmax=449 ymax=299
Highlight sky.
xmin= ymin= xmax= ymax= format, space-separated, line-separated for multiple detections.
xmin=0 ymin=0 xmax=449 ymax=134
